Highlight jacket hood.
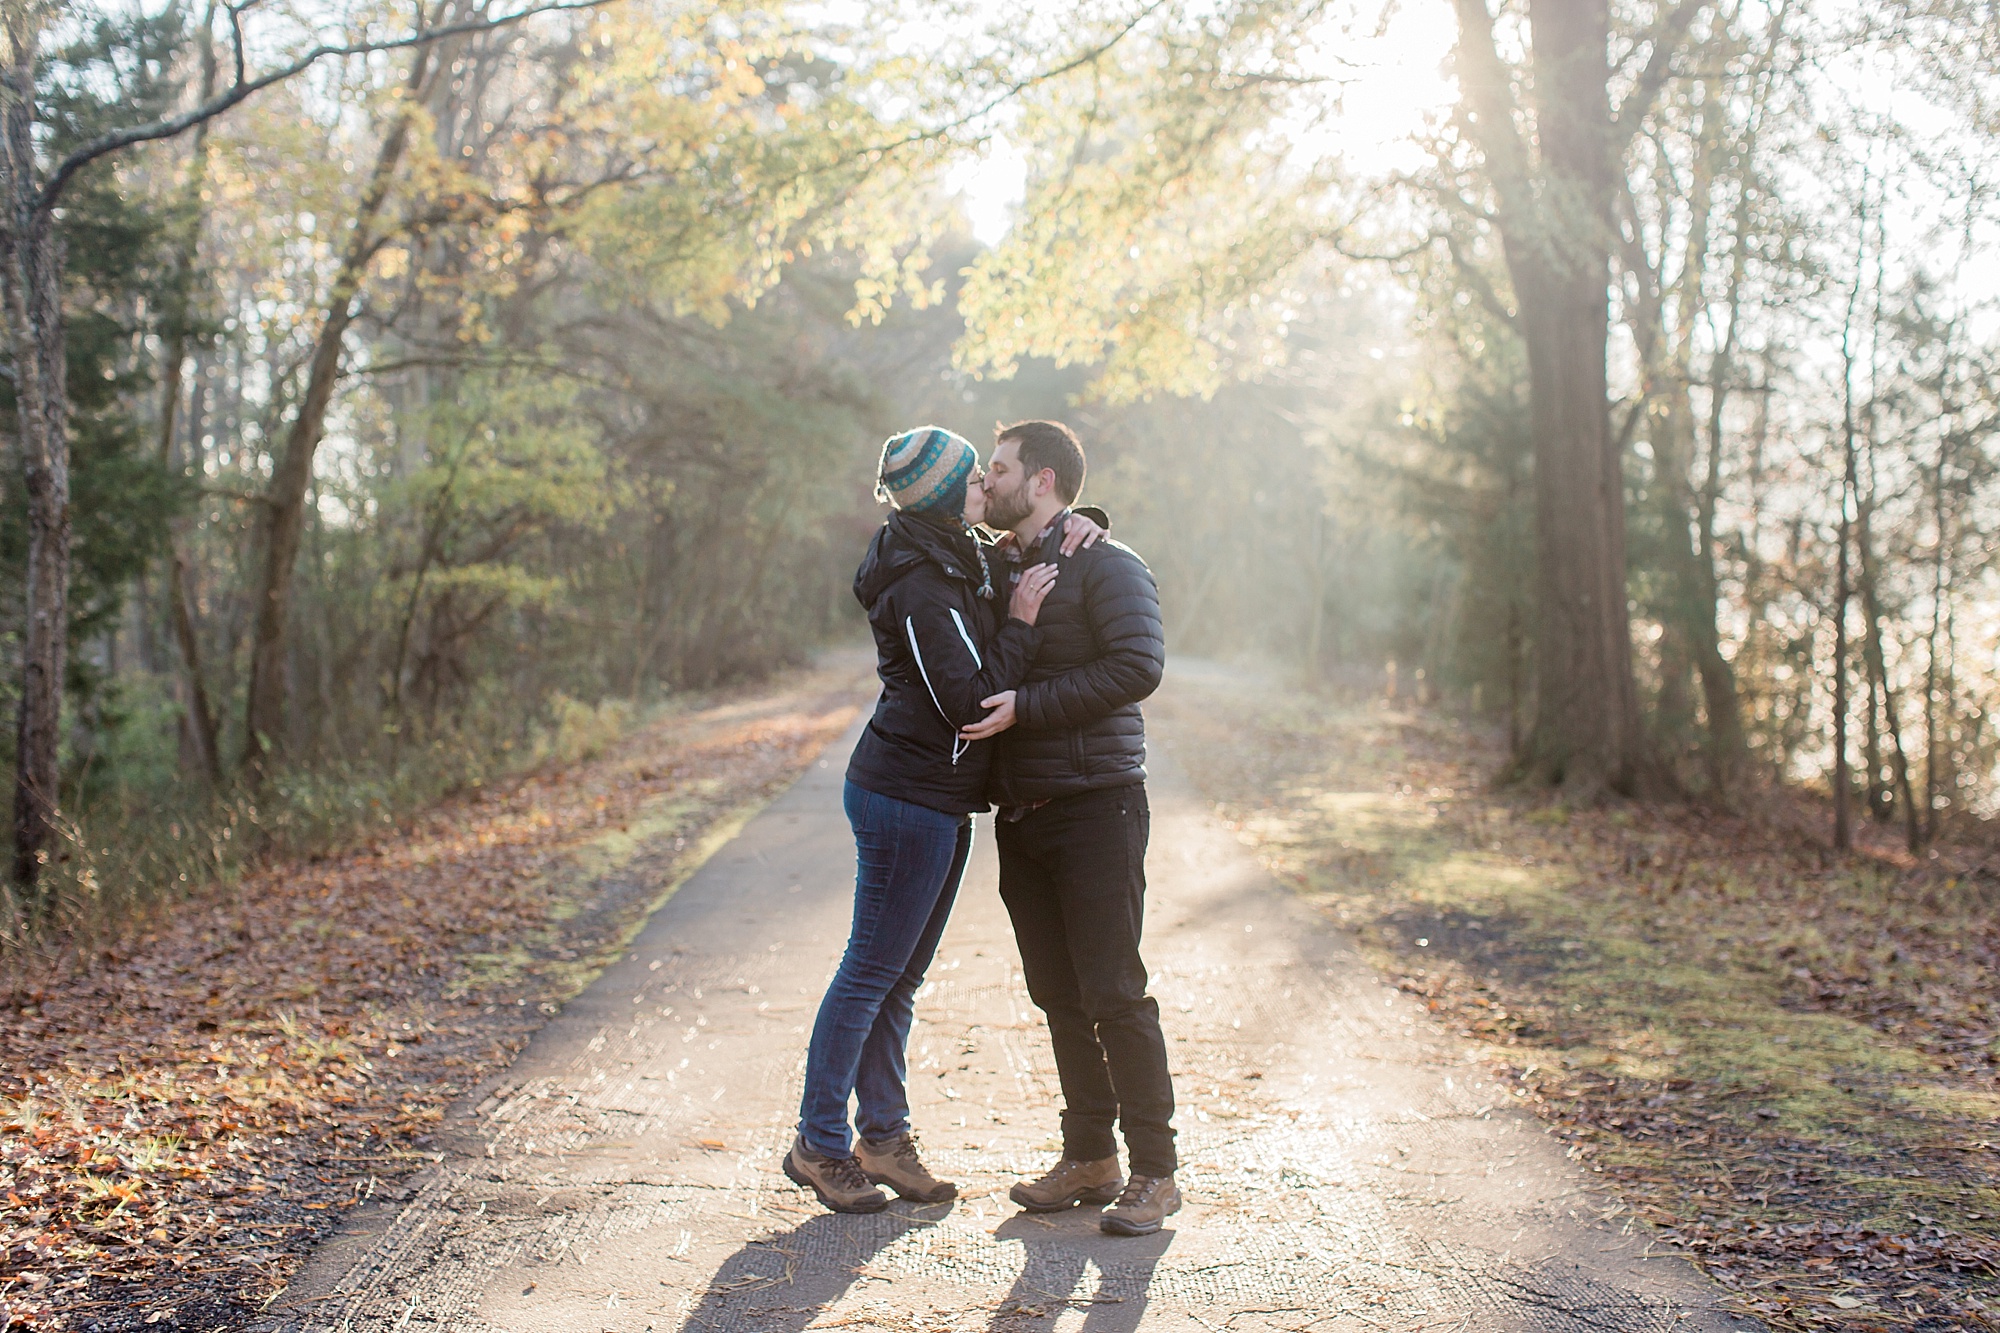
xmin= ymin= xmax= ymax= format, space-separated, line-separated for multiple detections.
xmin=854 ymin=511 xmax=984 ymax=607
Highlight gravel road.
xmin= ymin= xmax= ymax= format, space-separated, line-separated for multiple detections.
xmin=262 ymin=711 xmax=1753 ymax=1333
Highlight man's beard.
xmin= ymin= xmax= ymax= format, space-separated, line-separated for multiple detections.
xmin=982 ymin=478 xmax=1036 ymax=531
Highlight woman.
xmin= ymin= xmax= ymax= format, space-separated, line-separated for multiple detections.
xmin=784 ymin=426 xmax=1089 ymax=1214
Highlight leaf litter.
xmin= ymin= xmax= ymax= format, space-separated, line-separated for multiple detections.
xmin=0 ymin=662 xmax=867 ymax=1330
xmin=1150 ymin=669 xmax=2000 ymax=1333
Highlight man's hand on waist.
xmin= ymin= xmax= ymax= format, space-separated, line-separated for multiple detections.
xmin=958 ymin=690 xmax=1017 ymax=741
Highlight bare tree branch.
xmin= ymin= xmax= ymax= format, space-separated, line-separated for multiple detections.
xmin=1613 ymin=392 xmax=1647 ymax=455
xmin=1611 ymin=0 xmax=1709 ymax=144
xmin=39 ymin=0 xmax=624 ymax=214
xmin=1443 ymin=229 xmax=1520 ymax=331
xmin=1326 ymin=232 xmax=1431 ymax=265
xmin=1448 ymin=0 xmax=1536 ymax=229
xmin=856 ymin=0 xmax=1172 ymax=157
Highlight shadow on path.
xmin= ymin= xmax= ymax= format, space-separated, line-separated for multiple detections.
xmin=678 ymin=1202 xmax=953 ymax=1333
xmin=987 ymin=1211 xmax=1173 ymax=1333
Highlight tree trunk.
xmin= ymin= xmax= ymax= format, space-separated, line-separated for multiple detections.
xmin=1659 ymin=223 xmax=1747 ymax=795
xmin=1697 ymin=248 xmax=1751 ymax=793
xmin=240 ymin=78 xmax=427 ymax=777
xmin=1515 ymin=252 xmax=1644 ymax=796
xmin=1831 ymin=576 xmax=1851 ymax=845
xmin=1830 ymin=195 xmax=1871 ymax=853
xmin=385 ymin=427 xmax=474 ymax=766
xmin=1505 ymin=593 xmax=1525 ymax=753
xmin=1857 ymin=529 xmax=1918 ymax=851
xmin=1831 ymin=408 xmax=1855 ymax=854
xmin=151 ymin=352 xmax=210 ymax=757
xmin=1305 ymin=506 xmax=1327 ymax=681
xmin=1454 ymin=0 xmax=1649 ymax=798
xmin=1518 ymin=0 xmax=1642 ymax=796
xmin=1862 ymin=648 xmax=1884 ymax=820
xmin=166 ymin=548 xmax=222 ymax=787
xmin=155 ymin=1 xmax=223 ymax=789
xmin=1649 ymin=400 xmax=1700 ymax=752
xmin=1 ymin=20 xmax=71 ymax=892
xmin=1618 ymin=104 xmax=1746 ymax=796
xmin=1922 ymin=423 xmax=1950 ymax=846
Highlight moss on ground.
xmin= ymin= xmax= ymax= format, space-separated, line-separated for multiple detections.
xmin=1149 ymin=669 xmax=2000 ymax=1332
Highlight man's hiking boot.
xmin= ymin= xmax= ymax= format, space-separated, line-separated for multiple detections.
xmin=857 ymin=1131 xmax=957 ymax=1203
xmin=1099 ymin=1172 xmax=1181 ymax=1236
xmin=783 ymin=1136 xmax=889 ymax=1214
xmin=1008 ymin=1155 xmax=1123 ymax=1212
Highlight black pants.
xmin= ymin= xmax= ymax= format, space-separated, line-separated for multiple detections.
xmin=995 ymin=783 xmax=1176 ymax=1177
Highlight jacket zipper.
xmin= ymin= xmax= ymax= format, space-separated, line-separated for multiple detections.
xmin=905 ymin=614 xmax=971 ymax=766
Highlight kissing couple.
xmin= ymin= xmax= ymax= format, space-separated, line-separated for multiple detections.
xmin=783 ymin=420 xmax=1181 ymax=1237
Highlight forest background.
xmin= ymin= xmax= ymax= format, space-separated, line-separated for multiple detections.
xmin=1 ymin=0 xmax=1996 ymax=944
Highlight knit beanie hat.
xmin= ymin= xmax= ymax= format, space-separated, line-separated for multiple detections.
xmin=877 ymin=426 xmax=976 ymax=518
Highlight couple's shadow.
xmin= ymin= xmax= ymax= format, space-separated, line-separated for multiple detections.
xmin=987 ymin=1211 xmax=1172 ymax=1331
xmin=678 ymin=1201 xmax=1171 ymax=1332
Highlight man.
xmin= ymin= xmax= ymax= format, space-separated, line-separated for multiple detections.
xmin=957 ymin=420 xmax=1178 ymax=1237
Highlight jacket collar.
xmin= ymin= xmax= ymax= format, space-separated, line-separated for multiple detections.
xmin=869 ymin=511 xmax=995 ymax=599
xmin=889 ymin=510 xmax=973 ymax=574
xmin=1027 ymin=508 xmax=1073 ymax=562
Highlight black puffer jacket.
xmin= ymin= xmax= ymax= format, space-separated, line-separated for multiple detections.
xmin=846 ymin=512 xmax=1043 ymax=815
xmin=989 ymin=514 xmax=1165 ymax=806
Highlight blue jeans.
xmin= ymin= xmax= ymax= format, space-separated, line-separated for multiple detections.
xmin=798 ymin=781 xmax=972 ymax=1159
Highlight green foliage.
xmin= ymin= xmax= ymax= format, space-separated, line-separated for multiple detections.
xmin=0 ymin=4 xmax=191 ymax=784
xmin=572 ymin=14 xmax=945 ymax=325
xmin=539 ymin=694 xmax=641 ymax=767
xmin=20 ymin=685 xmax=616 ymax=959
xmin=1369 ymin=275 xmax=1536 ymax=713
xmin=0 ymin=0 xmax=956 ymax=951
xmin=956 ymin=5 xmax=1327 ymax=401
xmin=75 ymin=674 xmax=184 ymax=802
xmin=34 ymin=0 xmax=2000 ymax=973
xmin=524 ymin=261 xmax=894 ymax=694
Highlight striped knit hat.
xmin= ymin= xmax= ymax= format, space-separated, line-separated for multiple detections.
xmin=876 ymin=426 xmax=976 ymax=518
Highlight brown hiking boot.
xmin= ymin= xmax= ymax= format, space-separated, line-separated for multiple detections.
xmin=857 ymin=1131 xmax=957 ymax=1203
xmin=1008 ymin=1155 xmax=1123 ymax=1212
xmin=783 ymin=1136 xmax=889 ymax=1214
xmin=1100 ymin=1172 xmax=1181 ymax=1236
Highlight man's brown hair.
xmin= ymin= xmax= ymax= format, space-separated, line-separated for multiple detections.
xmin=995 ymin=419 xmax=1087 ymax=505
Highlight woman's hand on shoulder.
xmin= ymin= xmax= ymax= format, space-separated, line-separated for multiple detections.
xmin=1059 ymin=512 xmax=1107 ymax=556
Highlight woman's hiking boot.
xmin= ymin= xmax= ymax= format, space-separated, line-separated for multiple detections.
xmin=1099 ymin=1172 xmax=1181 ymax=1236
xmin=1007 ymin=1155 xmax=1123 ymax=1212
xmin=857 ymin=1131 xmax=957 ymax=1203
xmin=784 ymin=1136 xmax=889 ymax=1214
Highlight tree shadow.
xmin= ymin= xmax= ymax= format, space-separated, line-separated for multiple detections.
xmin=677 ymin=1201 xmax=954 ymax=1333
xmin=986 ymin=1210 xmax=1174 ymax=1333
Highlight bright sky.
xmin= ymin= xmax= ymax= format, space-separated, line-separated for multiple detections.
xmin=941 ymin=1 xmax=1460 ymax=245
xmin=1289 ymin=3 xmax=1463 ymax=175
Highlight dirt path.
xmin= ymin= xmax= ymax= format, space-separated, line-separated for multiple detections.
xmin=259 ymin=685 xmax=1750 ymax=1332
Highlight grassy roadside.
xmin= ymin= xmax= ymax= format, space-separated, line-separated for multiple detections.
xmin=0 ymin=657 xmax=871 ymax=1331
xmin=1148 ymin=667 xmax=2000 ymax=1333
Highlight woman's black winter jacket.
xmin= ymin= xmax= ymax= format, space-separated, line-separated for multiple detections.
xmin=988 ymin=515 xmax=1165 ymax=807
xmin=845 ymin=512 xmax=1042 ymax=815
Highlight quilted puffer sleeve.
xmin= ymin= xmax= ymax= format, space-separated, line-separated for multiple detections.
xmin=1014 ymin=545 xmax=1164 ymax=730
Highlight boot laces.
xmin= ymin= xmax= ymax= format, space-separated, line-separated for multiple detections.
xmin=827 ymin=1154 xmax=874 ymax=1192
xmin=1035 ymin=1158 xmax=1087 ymax=1188
xmin=1113 ymin=1174 xmax=1160 ymax=1208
